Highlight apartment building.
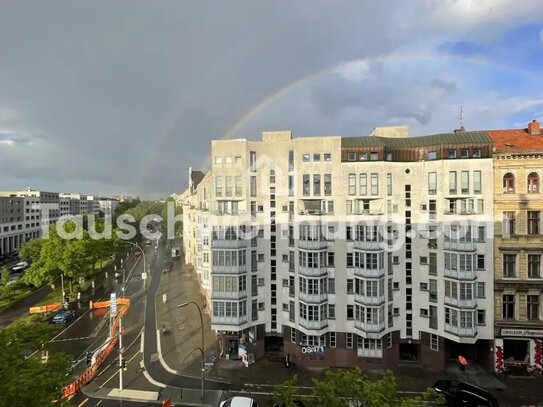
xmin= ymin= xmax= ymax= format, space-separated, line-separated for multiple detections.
xmin=182 ymin=127 xmax=495 ymax=371
xmin=489 ymin=120 xmax=543 ymax=373
xmin=0 ymin=196 xmax=24 ymax=257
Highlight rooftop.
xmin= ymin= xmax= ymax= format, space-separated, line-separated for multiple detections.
xmin=342 ymin=131 xmax=491 ymax=149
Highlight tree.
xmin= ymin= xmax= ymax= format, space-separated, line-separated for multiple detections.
xmin=19 ymin=238 xmax=44 ymax=262
xmin=1 ymin=266 xmax=9 ymax=287
xmin=273 ymin=369 xmax=445 ymax=407
xmin=273 ymin=375 xmax=301 ymax=407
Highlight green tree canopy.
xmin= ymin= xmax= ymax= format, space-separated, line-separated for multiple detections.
xmin=19 ymin=238 xmax=45 ymax=262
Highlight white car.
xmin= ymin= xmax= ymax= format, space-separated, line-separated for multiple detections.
xmin=11 ymin=261 xmax=28 ymax=272
xmin=219 ymin=397 xmax=259 ymax=407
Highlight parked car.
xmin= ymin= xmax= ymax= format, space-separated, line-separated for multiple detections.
xmin=51 ymin=309 xmax=76 ymax=324
xmin=434 ymin=380 xmax=499 ymax=407
xmin=114 ymin=271 xmax=123 ymax=279
xmin=219 ymin=397 xmax=259 ymax=407
xmin=145 ymin=240 xmax=151 ymax=246
xmin=11 ymin=261 xmax=29 ymax=272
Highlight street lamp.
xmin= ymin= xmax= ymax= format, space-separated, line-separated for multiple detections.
xmin=177 ymin=301 xmax=205 ymax=399
xmin=116 ymin=240 xmax=147 ymax=392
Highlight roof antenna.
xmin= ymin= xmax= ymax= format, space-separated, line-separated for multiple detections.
xmin=458 ymin=106 xmax=465 ymax=131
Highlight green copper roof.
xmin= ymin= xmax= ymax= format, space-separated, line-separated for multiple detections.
xmin=341 ymin=131 xmax=491 ymax=148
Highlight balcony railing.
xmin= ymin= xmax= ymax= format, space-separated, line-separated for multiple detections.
xmin=211 ymin=239 xmax=247 ymax=248
xmin=299 ymin=210 xmax=324 ymax=216
xmin=444 ymin=297 xmax=477 ymax=309
xmin=212 ymin=315 xmax=248 ymax=326
xmin=298 ymin=265 xmax=328 ymax=277
xmin=354 ymin=293 xmax=385 ymax=306
xmin=445 ymin=323 xmax=477 ymax=337
xmin=444 ymin=210 xmax=478 ymax=216
xmin=299 ymin=318 xmax=328 ymax=330
xmin=350 ymin=209 xmax=384 ymax=216
xmin=299 ymin=292 xmax=328 ymax=304
xmin=443 ymin=241 xmax=477 ymax=252
xmin=354 ymin=320 xmax=386 ymax=333
xmin=213 ymin=210 xmax=247 ymax=216
xmin=297 ymin=239 xmax=328 ymax=250
xmin=211 ymin=264 xmax=247 ymax=274
xmin=444 ymin=268 xmax=476 ymax=280
xmin=211 ymin=290 xmax=248 ymax=300
xmin=354 ymin=267 xmax=385 ymax=278
xmin=353 ymin=240 xmax=382 ymax=250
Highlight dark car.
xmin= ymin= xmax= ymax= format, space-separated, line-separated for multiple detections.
xmin=51 ymin=309 xmax=76 ymax=324
xmin=434 ymin=380 xmax=499 ymax=407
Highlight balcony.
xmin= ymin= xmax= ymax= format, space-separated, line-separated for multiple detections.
xmin=354 ymin=320 xmax=386 ymax=334
xmin=299 ymin=318 xmax=328 ymax=330
xmin=211 ymin=239 xmax=247 ymax=248
xmin=211 ymin=290 xmax=248 ymax=300
xmin=353 ymin=240 xmax=382 ymax=251
xmin=354 ymin=293 xmax=385 ymax=306
xmin=443 ymin=241 xmax=477 ymax=252
xmin=298 ymin=264 xmax=328 ymax=277
xmin=299 ymin=292 xmax=328 ymax=303
xmin=213 ymin=210 xmax=247 ymax=216
xmin=211 ymin=264 xmax=247 ymax=274
xmin=297 ymin=239 xmax=328 ymax=250
xmin=351 ymin=209 xmax=384 ymax=216
xmin=444 ymin=210 xmax=478 ymax=216
xmin=445 ymin=323 xmax=477 ymax=337
xmin=298 ymin=210 xmax=324 ymax=216
xmin=444 ymin=296 xmax=477 ymax=309
xmin=354 ymin=266 xmax=385 ymax=278
xmin=212 ymin=315 xmax=248 ymax=326
xmin=444 ymin=268 xmax=476 ymax=280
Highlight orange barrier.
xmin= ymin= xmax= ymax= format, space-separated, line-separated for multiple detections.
xmin=29 ymin=303 xmax=62 ymax=314
xmin=62 ymin=299 xmax=130 ymax=398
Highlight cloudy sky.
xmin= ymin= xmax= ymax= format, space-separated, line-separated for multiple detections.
xmin=1 ymin=1 xmax=542 ymax=198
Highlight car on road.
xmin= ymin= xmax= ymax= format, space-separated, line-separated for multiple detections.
xmin=162 ymin=260 xmax=173 ymax=273
xmin=145 ymin=240 xmax=151 ymax=246
xmin=134 ymin=251 xmax=142 ymax=257
xmin=434 ymin=380 xmax=499 ymax=407
xmin=51 ymin=309 xmax=76 ymax=324
xmin=114 ymin=271 xmax=123 ymax=279
xmin=11 ymin=261 xmax=29 ymax=272
xmin=219 ymin=397 xmax=259 ymax=407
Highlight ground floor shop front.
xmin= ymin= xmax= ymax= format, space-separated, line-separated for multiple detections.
xmin=494 ymin=328 xmax=543 ymax=374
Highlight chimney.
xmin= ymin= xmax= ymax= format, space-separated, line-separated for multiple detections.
xmin=528 ymin=119 xmax=540 ymax=136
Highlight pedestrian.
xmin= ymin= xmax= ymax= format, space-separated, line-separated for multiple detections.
xmin=77 ymin=291 xmax=81 ymax=301
xmin=158 ymin=389 xmax=162 ymax=399
xmin=91 ymin=280 xmax=95 ymax=289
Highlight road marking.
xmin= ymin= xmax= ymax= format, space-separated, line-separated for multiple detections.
xmin=50 ymin=336 xmax=93 ymax=343
xmin=76 ymin=398 xmax=89 ymax=407
xmin=98 ymin=347 xmax=141 ymax=388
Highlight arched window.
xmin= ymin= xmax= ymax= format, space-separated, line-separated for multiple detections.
xmin=528 ymin=172 xmax=539 ymax=193
xmin=503 ymin=173 xmax=515 ymax=194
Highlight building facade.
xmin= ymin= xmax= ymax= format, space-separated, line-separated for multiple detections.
xmin=182 ymin=127 xmax=496 ymax=371
xmin=489 ymin=120 xmax=543 ymax=373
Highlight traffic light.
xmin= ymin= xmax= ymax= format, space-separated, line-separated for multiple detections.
xmin=120 ymin=359 xmax=127 ymax=370
xmin=86 ymin=352 xmax=92 ymax=366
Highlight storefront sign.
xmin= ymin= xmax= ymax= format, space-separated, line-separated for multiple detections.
xmin=301 ymin=345 xmax=325 ymax=354
xmin=501 ymin=329 xmax=543 ymax=338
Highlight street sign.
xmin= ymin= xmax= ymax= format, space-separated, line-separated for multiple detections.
xmin=110 ymin=293 xmax=117 ymax=315
xmin=142 ymin=272 xmax=147 ymax=280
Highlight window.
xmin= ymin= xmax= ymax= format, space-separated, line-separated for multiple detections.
xmin=313 ymin=153 xmax=321 ymax=162
xmin=235 ymin=155 xmax=242 ymax=164
xmin=324 ymin=174 xmax=332 ymax=195
xmin=429 ymin=279 xmax=437 ymax=302
xmin=215 ymin=156 xmax=223 ymax=164
xmin=329 ymin=332 xmax=336 ymax=347
xmin=461 ymin=149 xmax=469 ymax=158
xmin=225 ymin=156 xmax=232 ymax=164
xmin=528 ymin=254 xmax=541 ymax=278
xmin=250 ymin=176 xmax=257 ymax=197
xmin=503 ymin=173 xmax=515 ymax=193
xmin=346 ymin=333 xmax=353 ymax=348
xmin=288 ymin=150 xmax=294 ymax=171
xmin=291 ymin=328 xmax=296 ymax=343
xmin=473 ymin=171 xmax=482 ymax=193
xmin=528 ymin=211 xmax=540 ymax=235
xmin=476 ymin=282 xmax=485 ymax=298
xmin=347 ymin=153 xmax=356 ymax=161
xmin=347 ymin=279 xmax=354 ymax=293
xmin=288 ymin=175 xmax=294 ymax=196
xmin=370 ymin=174 xmax=379 ymax=196
xmin=347 ymin=305 xmax=354 ymax=320
xmin=359 ymin=174 xmax=367 ymax=195
xmin=461 ymin=171 xmax=469 ymax=194
xmin=250 ymin=151 xmax=256 ymax=172
xmin=348 ymin=174 xmax=356 ymax=195
xmin=370 ymin=152 xmax=378 ymax=160
xmin=324 ymin=153 xmax=331 ymax=161
xmin=428 ymin=172 xmax=437 ymax=195
xmin=387 ymin=173 xmax=392 ymax=196
xmin=302 ymin=174 xmax=310 ymax=196
xmin=313 ymin=174 xmax=321 ymax=195
xmin=449 ymin=171 xmax=457 ymax=194
xmin=477 ymin=226 xmax=485 ymax=242
xmin=477 ymin=255 xmax=485 ymax=270
xmin=235 ymin=176 xmax=242 ymax=196
xmin=302 ymin=154 xmax=310 ymax=162
xmin=477 ymin=310 xmax=486 ymax=325
xmin=428 ymin=151 xmax=437 ymax=160
xmin=503 ymin=212 xmax=516 ymax=236
xmin=215 ymin=176 xmax=223 ymax=197
xmin=503 ymin=254 xmax=517 ymax=277
xmin=472 ymin=148 xmax=482 ymax=158
xmin=359 ymin=152 xmax=367 ymax=161
xmin=225 ymin=176 xmax=232 ymax=197
xmin=430 ymin=334 xmax=439 ymax=351
xmin=528 ymin=172 xmax=539 ymax=193
xmin=448 ymin=149 xmax=457 ymax=158
xmin=328 ymin=304 xmax=335 ymax=319
xmin=527 ymin=295 xmax=540 ymax=320
xmin=502 ymin=294 xmax=515 ymax=319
